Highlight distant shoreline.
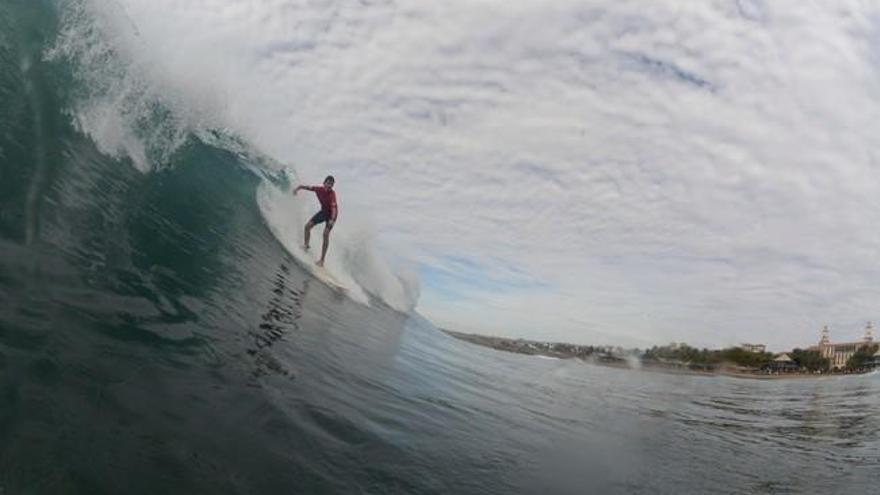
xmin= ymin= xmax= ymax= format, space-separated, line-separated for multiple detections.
xmin=442 ymin=330 xmax=870 ymax=380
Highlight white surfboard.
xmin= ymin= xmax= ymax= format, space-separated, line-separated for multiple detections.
xmin=290 ymin=245 xmax=347 ymax=292
xmin=313 ymin=265 xmax=347 ymax=292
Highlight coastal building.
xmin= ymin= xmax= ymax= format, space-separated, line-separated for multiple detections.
xmin=871 ymin=348 xmax=880 ymax=369
xmin=766 ymin=353 xmax=797 ymax=372
xmin=808 ymin=323 xmax=875 ymax=370
xmin=740 ymin=343 xmax=766 ymax=353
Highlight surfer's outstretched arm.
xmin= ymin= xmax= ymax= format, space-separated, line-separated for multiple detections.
xmin=293 ymin=185 xmax=317 ymax=196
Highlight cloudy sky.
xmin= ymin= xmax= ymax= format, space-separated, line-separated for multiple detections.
xmin=69 ymin=0 xmax=880 ymax=350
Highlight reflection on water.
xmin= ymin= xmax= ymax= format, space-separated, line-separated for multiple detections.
xmin=248 ymin=261 xmax=307 ymax=380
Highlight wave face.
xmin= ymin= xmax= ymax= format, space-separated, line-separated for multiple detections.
xmin=1 ymin=1 xmax=879 ymax=494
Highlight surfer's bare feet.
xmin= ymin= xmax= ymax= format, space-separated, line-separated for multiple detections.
xmin=316 ymin=259 xmax=324 ymax=267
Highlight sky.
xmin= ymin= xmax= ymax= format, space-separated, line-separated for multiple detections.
xmin=59 ymin=0 xmax=880 ymax=350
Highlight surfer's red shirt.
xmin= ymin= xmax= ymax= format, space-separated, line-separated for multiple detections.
xmin=305 ymin=186 xmax=338 ymax=219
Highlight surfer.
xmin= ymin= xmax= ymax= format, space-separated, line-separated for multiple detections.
xmin=294 ymin=175 xmax=338 ymax=267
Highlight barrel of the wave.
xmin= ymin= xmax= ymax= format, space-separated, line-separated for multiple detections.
xmin=293 ymin=175 xmax=346 ymax=291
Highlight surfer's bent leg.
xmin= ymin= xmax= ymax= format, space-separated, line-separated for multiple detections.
xmin=305 ymin=211 xmax=329 ymax=250
xmin=318 ymin=221 xmax=333 ymax=267
xmin=303 ymin=220 xmax=315 ymax=249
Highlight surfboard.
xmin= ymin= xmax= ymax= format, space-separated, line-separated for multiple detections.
xmin=313 ymin=265 xmax=347 ymax=292
xmin=290 ymin=245 xmax=347 ymax=292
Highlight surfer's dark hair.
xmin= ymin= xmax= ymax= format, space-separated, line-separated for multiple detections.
xmin=324 ymin=175 xmax=335 ymax=184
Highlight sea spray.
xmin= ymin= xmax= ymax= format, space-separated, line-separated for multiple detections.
xmin=48 ymin=0 xmax=195 ymax=171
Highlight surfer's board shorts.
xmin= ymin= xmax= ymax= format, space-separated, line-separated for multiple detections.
xmin=309 ymin=210 xmax=335 ymax=228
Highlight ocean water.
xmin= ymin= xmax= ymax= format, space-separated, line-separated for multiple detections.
xmin=2 ymin=1 xmax=880 ymax=494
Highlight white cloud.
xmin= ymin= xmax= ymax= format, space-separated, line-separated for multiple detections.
xmin=71 ymin=0 xmax=880 ymax=349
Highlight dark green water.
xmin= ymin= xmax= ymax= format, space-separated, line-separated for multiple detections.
xmin=2 ymin=1 xmax=880 ymax=494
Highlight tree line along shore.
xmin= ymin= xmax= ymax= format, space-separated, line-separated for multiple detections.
xmin=442 ymin=330 xmax=880 ymax=378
